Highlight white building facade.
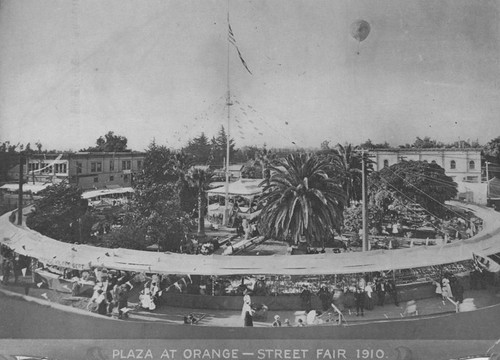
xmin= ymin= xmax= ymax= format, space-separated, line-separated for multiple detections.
xmin=370 ymin=148 xmax=482 ymax=183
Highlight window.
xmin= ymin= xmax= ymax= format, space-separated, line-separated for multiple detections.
xmin=122 ymin=160 xmax=131 ymax=170
xmin=54 ymin=164 xmax=67 ymax=174
xmin=383 ymin=160 xmax=389 ymax=168
xmin=109 ymin=176 xmax=114 ymax=181
xmin=469 ymin=160 xmax=475 ymax=170
xmin=450 ymin=160 xmax=456 ymax=169
xmin=93 ymin=177 xmax=98 ymax=183
xmin=124 ymin=174 xmax=129 ymax=182
xmin=91 ymin=162 xmax=102 ymax=173
xmin=76 ymin=162 xmax=83 ymax=174
xmin=137 ymin=160 xmax=142 ymax=170
xmin=110 ymin=161 xmax=115 ymax=171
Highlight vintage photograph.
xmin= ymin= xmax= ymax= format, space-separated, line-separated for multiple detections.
xmin=1 ymin=0 xmax=500 ymax=359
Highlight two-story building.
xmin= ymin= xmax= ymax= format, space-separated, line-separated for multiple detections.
xmin=22 ymin=152 xmax=145 ymax=190
xmin=370 ymin=148 xmax=482 ymax=183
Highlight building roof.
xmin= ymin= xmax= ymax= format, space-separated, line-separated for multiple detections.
xmin=81 ymin=187 xmax=135 ymax=199
xmin=206 ymin=179 xmax=263 ymax=198
xmin=0 ymin=182 xmax=52 ymax=194
xmin=227 ymin=164 xmax=244 ymax=171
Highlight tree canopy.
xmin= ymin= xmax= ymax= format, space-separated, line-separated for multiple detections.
xmin=81 ymin=131 xmax=129 ymax=152
xmin=26 ymin=183 xmax=90 ymax=243
xmin=484 ymin=136 xmax=500 ymax=177
xmin=258 ymin=153 xmax=346 ymax=246
xmin=209 ymin=126 xmax=236 ymax=166
xmin=370 ymin=160 xmax=458 ymax=217
xmin=183 ymin=132 xmax=211 ymax=164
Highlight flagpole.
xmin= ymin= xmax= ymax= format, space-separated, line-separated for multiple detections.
xmin=223 ymin=9 xmax=231 ymax=226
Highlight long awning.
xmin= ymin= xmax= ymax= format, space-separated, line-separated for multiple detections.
xmin=82 ymin=187 xmax=134 ymax=200
xmin=1 ymin=202 xmax=500 ymax=276
xmin=0 ymin=183 xmax=52 ymax=194
xmin=206 ymin=179 xmax=263 ymax=198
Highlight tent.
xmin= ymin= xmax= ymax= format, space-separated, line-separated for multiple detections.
xmin=206 ymin=179 xmax=263 ymax=220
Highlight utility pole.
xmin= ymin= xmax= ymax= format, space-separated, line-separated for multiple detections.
xmin=361 ymin=150 xmax=368 ymax=252
xmin=17 ymin=153 xmax=24 ymax=225
xmin=486 ymin=161 xmax=490 ymax=201
xmin=223 ymin=9 xmax=232 ymax=226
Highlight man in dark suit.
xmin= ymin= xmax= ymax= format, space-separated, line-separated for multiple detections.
xmin=376 ymin=278 xmax=386 ymax=306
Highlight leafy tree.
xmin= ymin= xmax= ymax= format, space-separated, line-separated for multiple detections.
xmin=483 ymin=136 xmax=500 ymax=177
xmin=165 ymin=151 xmax=197 ymax=213
xmin=258 ymin=153 xmax=346 ymax=246
xmin=209 ymin=126 xmax=236 ymax=166
xmin=373 ymin=160 xmax=457 ymax=217
xmin=81 ymin=131 xmax=129 ymax=152
xmin=26 ymin=183 xmax=90 ymax=243
xmin=359 ymin=139 xmax=390 ymax=149
xmin=183 ymin=133 xmax=211 ymax=164
xmin=343 ymin=203 xmax=386 ymax=234
xmin=320 ymin=140 xmax=330 ymax=150
xmin=318 ymin=144 xmax=369 ymax=205
xmin=127 ymin=180 xmax=194 ymax=252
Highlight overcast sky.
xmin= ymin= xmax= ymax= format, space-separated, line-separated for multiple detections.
xmin=1 ymin=0 xmax=499 ymax=152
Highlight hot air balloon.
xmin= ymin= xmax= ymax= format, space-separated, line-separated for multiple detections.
xmin=351 ymin=19 xmax=370 ymax=42
xmin=350 ymin=19 xmax=371 ymax=54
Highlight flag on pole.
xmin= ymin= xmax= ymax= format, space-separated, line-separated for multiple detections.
xmin=228 ymin=17 xmax=252 ymax=75
xmin=472 ymin=253 xmax=500 ymax=273
xmin=174 ymin=283 xmax=182 ymax=291
xmin=36 ymin=282 xmax=43 ymax=288
xmin=21 ymin=268 xmax=27 ymax=277
xmin=41 ymin=293 xmax=48 ymax=300
xmin=180 ymin=278 xmax=187 ymax=286
xmin=187 ymin=274 xmax=192 ymax=283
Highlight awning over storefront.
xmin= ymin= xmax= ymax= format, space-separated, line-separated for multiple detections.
xmin=1 ymin=203 xmax=500 ymax=276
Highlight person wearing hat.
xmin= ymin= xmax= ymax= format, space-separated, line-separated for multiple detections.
xmin=318 ymin=286 xmax=332 ymax=311
xmin=354 ymin=287 xmax=365 ymax=316
xmin=117 ymin=284 xmax=130 ymax=319
xmin=300 ymin=284 xmax=312 ymax=312
xmin=241 ymin=289 xmax=255 ymax=326
xmin=272 ymin=315 xmax=282 ymax=327
xmin=441 ymin=277 xmax=453 ymax=300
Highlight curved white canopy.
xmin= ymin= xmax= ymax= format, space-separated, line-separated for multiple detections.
xmin=1 ymin=202 xmax=499 ymax=275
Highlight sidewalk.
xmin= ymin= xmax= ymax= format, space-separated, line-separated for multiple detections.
xmin=2 ymin=278 xmax=499 ymax=327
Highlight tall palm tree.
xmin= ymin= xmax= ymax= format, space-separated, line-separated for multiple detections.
xmin=258 ymin=153 xmax=346 ymax=246
xmin=187 ymin=168 xmax=213 ymax=236
xmin=165 ymin=151 xmax=195 ymax=212
xmin=332 ymin=143 xmax=363 ymax=205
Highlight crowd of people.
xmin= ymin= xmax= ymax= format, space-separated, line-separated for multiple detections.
xmin=0 ymin=245 xmax=30 ymax=286
xmin=298 ymin=275 xmax=399 ymax=318
xmin=86 ymin=269 xmax=134 ymax=319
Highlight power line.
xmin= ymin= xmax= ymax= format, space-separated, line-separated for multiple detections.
xmin=376 ymin=174 xmax=465 ymax=235
xmin=382 ymin=166 xmax=470 ymax=222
